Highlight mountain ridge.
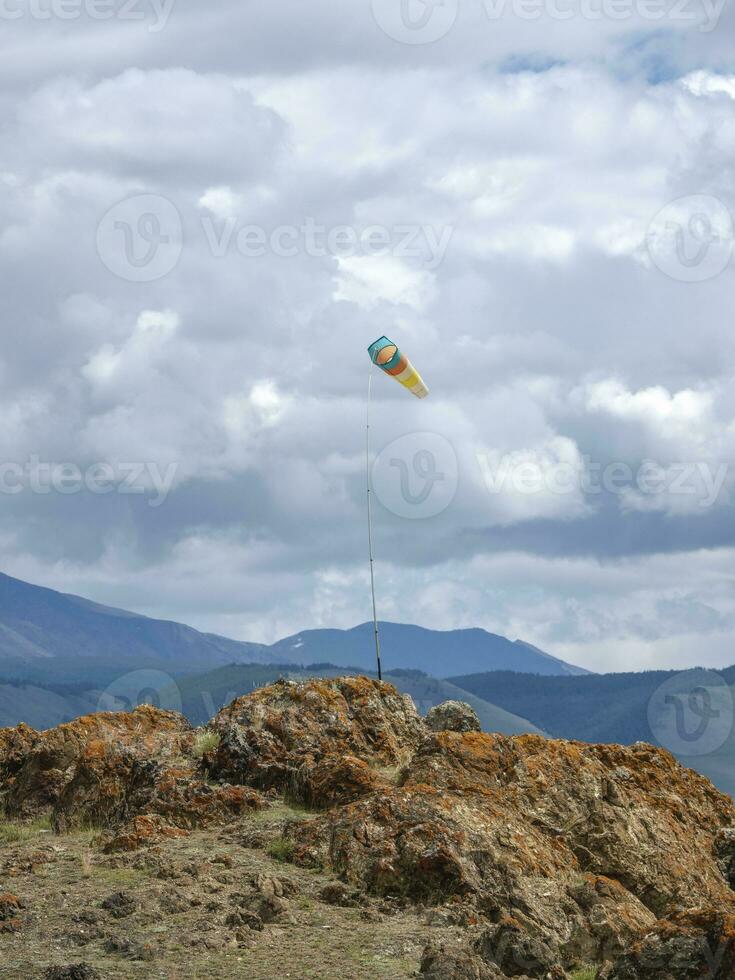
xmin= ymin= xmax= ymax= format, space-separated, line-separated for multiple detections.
xmin=269 ymin=621 xmax=590 ymax=678
xmin=0 ymin=571 xmax=588 ymax=683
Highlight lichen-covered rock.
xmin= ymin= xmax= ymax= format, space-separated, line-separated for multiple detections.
xmin=473 ymin=918 xmax=564 ymax=978
xmin=425 ymin=701 xmax=482 ymax=734
xmin=420 ymin=942 xmax=504 ymax=979
xmin=298 ymin=753 xmax=384 ymax=808
xmin=206 ymin=676 xmax=424 ymax=805
xmin=0 ymin=723 xmax=39 ymax=780
xmin=715 ymin=828 xmax=735 ymax=890
xmin=565 ymin=875 xmax=656 ymax=963
xmin=0 ymin=703 xmax=267 ymax=846
xmin=292 ymin=788 xmax=477 ymax=901
xmin=54 ymin=747 xmax=263 ymax=834
xmin=2 ymin=706 xmax=192 ymax=819
xmin=606 ymin=908 xmax=735 ymax=979
xmin=0 ymin=892 xmax=24 ymax=933
xmin=101 ymin=814 xmax=189 ymax=853
xmin=289 ymin=726 xmax=735 ymax=968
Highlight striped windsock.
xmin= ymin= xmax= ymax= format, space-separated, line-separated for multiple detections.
xmin=367 ymin=336 xmax=429 ymax=399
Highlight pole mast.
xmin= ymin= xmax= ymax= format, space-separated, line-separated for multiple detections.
xmin=366 ymin=366 xmax=382 ymax=681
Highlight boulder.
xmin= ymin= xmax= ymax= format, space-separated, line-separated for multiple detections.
xmin=606 ymin=908 xmax=735 ymax=978
xmin=420 ymin=943 xmax=504 ymax=979
xmin=205 ymin=676 xmax=424 ymax=805
xmin=425 ymin=700 xmax=482 ymax=733
xmin=1 ymin=706 xmax=192 ymax=819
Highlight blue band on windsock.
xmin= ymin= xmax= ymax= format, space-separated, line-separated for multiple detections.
xmin=368 ymin=336 xmax=394 ymax=363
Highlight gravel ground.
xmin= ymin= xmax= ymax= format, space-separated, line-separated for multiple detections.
xmin=0 ymin=807 xmax=466 ymax=980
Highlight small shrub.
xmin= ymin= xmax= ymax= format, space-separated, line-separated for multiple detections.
xmin=267 ymin=837 xmax=296 ymax=863
xmin=570 ymin=967 xmax=598 ymax=980
xmin=192 ymin=730 xmax=221 ymax=758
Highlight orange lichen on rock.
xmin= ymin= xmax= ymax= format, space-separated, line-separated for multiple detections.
xmin=205 ymin=676 xmax=424 ymax=804
xmin=1 ymin=706 xmax=193 ymax=819
xmin=0 ymin=892 xmax=24 ymax=934
xmin=101 ymin=814 xmax=189 ymax=853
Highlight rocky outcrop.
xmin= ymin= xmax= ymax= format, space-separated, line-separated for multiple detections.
xmin=54 ymin=749 xmax=263 ymax=834
xmin=420 ymin=943 xmax=504 ymax=979
xmin=292 ymin=731 xmax=734 ymax=918
xmin=1 ymin=707 xmax=192 ymax=819
xmin=2 ymin=679 xmax=735 ymax=978
xmin=425 ymin=700 xmax=482 ymax=733
xmin=605 ymin=908 xmax=735 ymax=978
xmin=0 ymin=706 xmax=264 ymax=846
xmin=205 ymin=676 xmax=424 ymax=806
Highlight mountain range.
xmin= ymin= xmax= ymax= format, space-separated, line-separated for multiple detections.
xmin=269 ymin=622 xmax=589 ymax=677
xmin=2 ymin=570 xmax=733 ymax=800
xmin=0 ymin=571 xmax=586 ymax=685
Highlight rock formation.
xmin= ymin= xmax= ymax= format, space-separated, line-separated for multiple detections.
xmin=425 ymin=699 xmax=482 ymax=733
xmin=1 ymin=675 xmax=734 ymax=978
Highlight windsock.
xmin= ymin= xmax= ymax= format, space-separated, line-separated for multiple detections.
xmin=367 ymin=336 xmax=429 ymax=399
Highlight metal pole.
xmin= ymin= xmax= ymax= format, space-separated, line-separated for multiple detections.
xmin=366 ymin=367 xmax=382 ymax=681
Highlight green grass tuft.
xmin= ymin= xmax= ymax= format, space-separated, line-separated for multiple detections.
xmin=0 ymin=813 xmax=53 ymax=843
xmin=570 ymin=967 xmax=598 ymax=980
xmin=192 ymin=729 xmax=221 ymax=758
xmin=267 ymin=836 xmax=296 ymax=863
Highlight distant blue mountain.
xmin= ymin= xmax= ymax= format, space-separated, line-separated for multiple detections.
xmin=0 ymin=572 xmax=282 ymax=683
xmin=0 ymin=572 xmax=588 ymax=688
xmin=269 ymin=622 xmax=590 ymax=678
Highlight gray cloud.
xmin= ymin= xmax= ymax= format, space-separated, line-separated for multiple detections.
xmin=0 ymin=8 xmax=733 ymax=668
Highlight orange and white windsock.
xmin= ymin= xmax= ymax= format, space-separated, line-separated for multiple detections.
xmin=367 ymin=336 xmax=429 ymax=399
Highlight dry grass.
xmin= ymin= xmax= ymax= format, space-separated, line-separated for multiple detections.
xmin=0 ymin=813 xmax=52 ymax=843
xmin=192 ymin=730 xmax=221 ymax=758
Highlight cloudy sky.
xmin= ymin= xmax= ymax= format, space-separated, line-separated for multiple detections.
xmin=1 ymin=0 xmax=734 ymax=672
